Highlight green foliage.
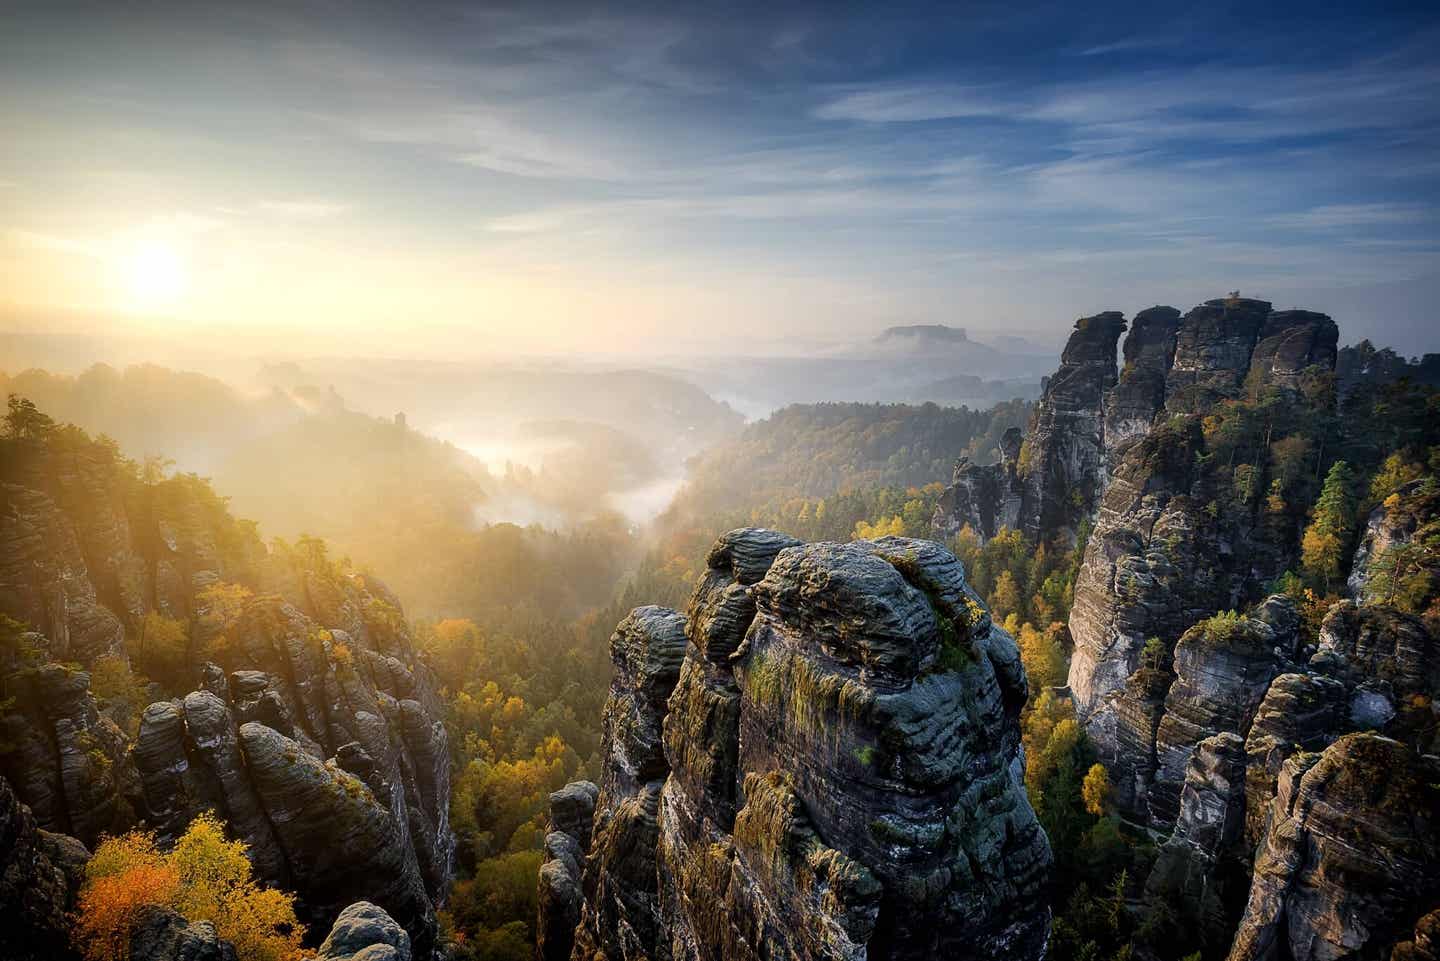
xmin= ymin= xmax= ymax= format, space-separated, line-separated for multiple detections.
xmin=4 ymin=394 xmax=55 ymax=441
xmin=126 ymin=612 xmax=190 ymax=694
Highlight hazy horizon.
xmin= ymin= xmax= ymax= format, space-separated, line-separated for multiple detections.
xmin=4 ymin=0 xmax=1440 ymax=360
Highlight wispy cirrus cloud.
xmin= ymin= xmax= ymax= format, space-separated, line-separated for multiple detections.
xmin=812 ymin=83 xmax=1012 ymax=122
xmin=258 ymin=200 xmax=349 ymax=218
xmin=1266 ymin=203 xmax=1429 ymax=230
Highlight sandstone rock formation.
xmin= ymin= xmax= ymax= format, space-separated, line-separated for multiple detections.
xmin=1164 ymin=297 xmax=1273 ymax=413
xmin=1143 ymin=732 xmax=1249 ymax=947
xmin=129 ymin=906 xmax=239 ymax=961
xmin=1147 ymin=597 xmax=1298 ymax=827
xmin=556 ymin=529 xmax=1052 ymax=961
xmin=1019 ymin=311 xmax=1127 ymax=542
xmin=1227 ymin=734 xmax=1440 ymax=961
xmin=0 ymin=657 xmax=133 ymax=846
xmin=316 ymin=901 xmax=413 ymax=961
xmin=536 ymin=782 xmax=597 ymax=961
xmin=1 ymin=774 xmax=90 ymax=961
xmin=1247 ymin=310 xmax=1338 ymax=390
xmin=0 ymin=429 xmax=453 ymax=956
xmin=570 ymin=606 xmax=687 ymax=961
xmin=1104 ymin=305 xmax=1181 ymax=453
xmin=930 ymin=428 xmax=1024 ymax=543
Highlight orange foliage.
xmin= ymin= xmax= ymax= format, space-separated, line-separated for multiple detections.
xmin=74 ymin=863 xmax=180 ymax=961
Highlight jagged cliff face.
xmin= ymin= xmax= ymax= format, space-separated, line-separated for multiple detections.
xmin=1066 ymin=302 xmax=1341 ymax=731
xmin=0 ymin=435 xmax=452 ymax=957
xmin=932 ymin=292 xmax=1436 ymax=959
xmin=1019 ymin=311 xmax=1127 ymax=543
xmin=542 ymin=529 xmax=1052 ymax=961
xmin=1227 ymin=734 xmax=1440 ymax=961
xmin=1103 ymin=306 xmax=1181 ymax=454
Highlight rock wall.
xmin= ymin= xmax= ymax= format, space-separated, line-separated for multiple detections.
xmin=1019 ymin=311 xmax=1127 ymax=543
xmin=0 ymin=433 xmax=453 ymax=956
xmin=1226 ymin=734 xmax=1440 ymax=961
xmin=551 ymin=529 xmax=1052 ymax=961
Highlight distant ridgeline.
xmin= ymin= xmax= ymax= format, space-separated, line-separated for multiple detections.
xmin=542 ymin=295 xmax=1440 ymax=961
xmin=0 ymin=400 xmax=453 ymax=960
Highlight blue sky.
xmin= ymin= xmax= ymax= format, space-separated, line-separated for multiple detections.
xmin=2 ymin=0 xmax=1438 ymax=356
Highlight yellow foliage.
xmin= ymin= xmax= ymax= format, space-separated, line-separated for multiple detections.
xmin=1082 ymin=763 xmax=1112 ymax=817
xmin=74 ymin=813 xmax=306 ymax=961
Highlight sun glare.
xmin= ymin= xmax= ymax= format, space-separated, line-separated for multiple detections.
xmin=117 ymin=240 xmax=188 ymax=310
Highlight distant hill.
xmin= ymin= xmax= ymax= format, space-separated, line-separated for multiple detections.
xmin=876 ymin=323 xmax=972 ymax=345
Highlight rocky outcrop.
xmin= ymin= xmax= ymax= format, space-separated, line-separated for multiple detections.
xmin=1165 ymin=296 xmax=1272 ymax=413
xmin=0 ymin=439 xmax=453 ymax=957
xmin=1104 ymin=305 xmax=1181 ymax=453
xmin=1393 ymin=911 xmax=1440 ymax=961
xmin=0 ymin=484 xmax=125 ymax=664
xmin=316 ymin=901 xmax=412 ymax=961
xmin=570 ymin=606 xmax=687 ymax=961
xmin=563 ymin=529 xmax=1052 ymax=961
xmin=1067 ymin=416 xmax=1220 ymax=714
xmin=536 ymin=782 xmax=597 ymax=961
xmin=1248 ymin=310 xmax=1338 ymax=390
xmin=1143 ymin=733 xmax=1249 ymax=946
xmin=1348 ymin=479 xmax=1439 ymax=601
xmin=0 ymin=659 xmax=133 ymax=846
xmin=1019 ymin=311 xmax=1127 ymax=542
xmin=0 ymin=774 xmax=89 ymax=961
xmin=127 ymin=668 xmax=445 ymax=958
xmin=1240 ymin=672 xmax=1347 ymax=847
xmin=129 ymin=906 xmax=238 ymax=961
xmin=930 ymin=428 xmax=1024 ymax=543
xmin=1227 ymin=734 xmax=1440 ymax=961
xmin=1147 ymin=597 xmax=1298 ymax=827
xmin=1314 ymin=601 xmax=1439 ymax=753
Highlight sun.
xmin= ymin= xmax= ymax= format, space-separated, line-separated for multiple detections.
xmin=117 ymin=240 xmax=188 ymax=310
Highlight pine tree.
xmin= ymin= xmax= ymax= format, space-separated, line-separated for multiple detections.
xmin=1301 ymin=460 xmax=1357 ymax=593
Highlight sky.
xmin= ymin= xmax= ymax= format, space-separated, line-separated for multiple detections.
xmin=2 ymin=0 xmax=1439 ymax=359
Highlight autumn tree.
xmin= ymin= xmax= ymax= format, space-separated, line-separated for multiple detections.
xmin=74 ymin=814 xmax=305 ymax=961
xmin=1301 ymin=461 xmax=1357 ymax=593
xmin=127 ymin=612 xmax=190 ymax=691
xmin=1082 ymin=764 xmax=1113 ymax=817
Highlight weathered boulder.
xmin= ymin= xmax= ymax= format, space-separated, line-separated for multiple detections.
xmin=129 ymin=905 xmax=239 ymax=961
xmin=316 ymin=901 xmax=412 ymax=961
xmin=1227 ymin=734 xmax=1440 ymax=961
xmin=0 ymin=774 xmax=89 ymax=961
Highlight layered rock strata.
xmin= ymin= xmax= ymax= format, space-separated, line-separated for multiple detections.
xmin=1226 ymin=734 xmax=1440 ymax=961
xmin=556 ymin=529 xmax=1052 ymax=961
